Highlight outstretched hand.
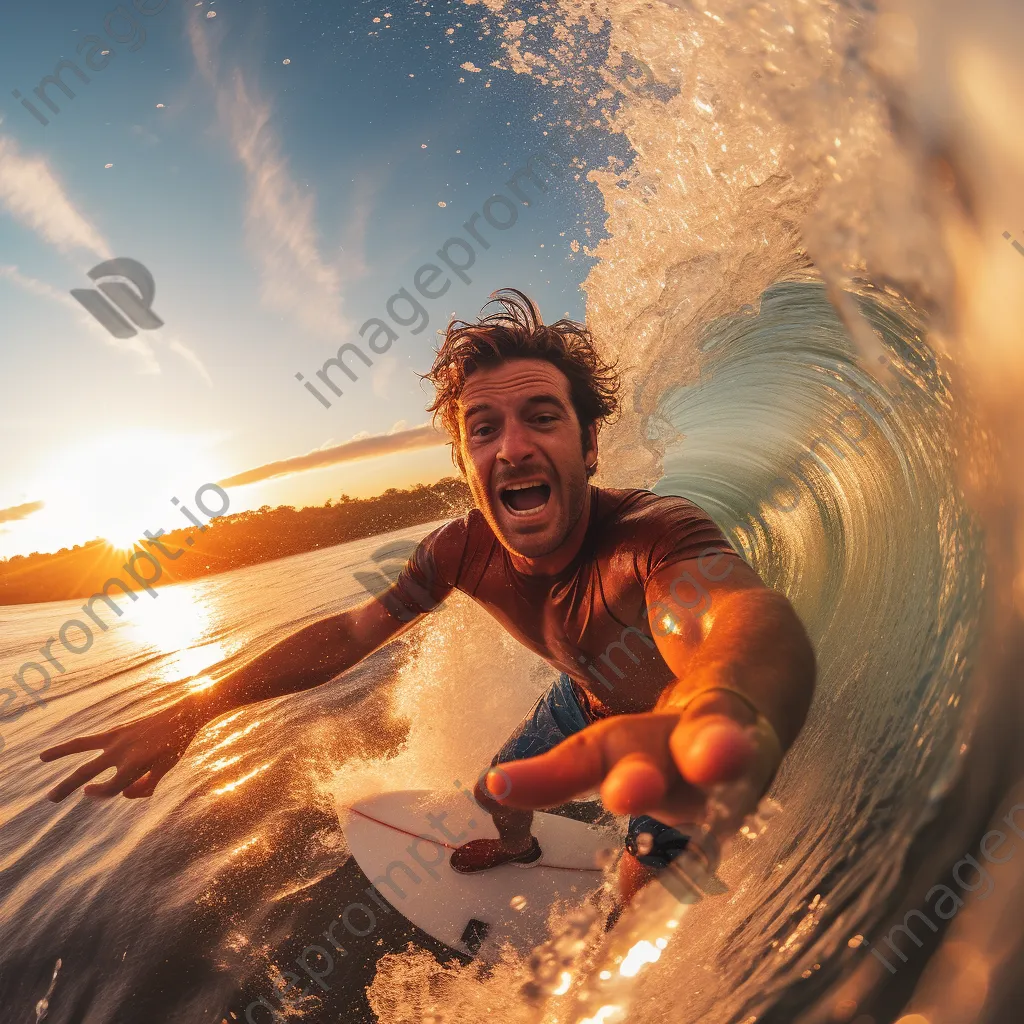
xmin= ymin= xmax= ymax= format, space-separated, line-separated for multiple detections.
xmin=485 ymin=690 xmax=783 ymax=832
xmin=39 ymin=700 xmax=206 ymax=802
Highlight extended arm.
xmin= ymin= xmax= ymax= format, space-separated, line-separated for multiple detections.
xmin=40 ymin=588 xmax=421 ymax=802
xmin=485 ymin=554 xmax=815 ymax=831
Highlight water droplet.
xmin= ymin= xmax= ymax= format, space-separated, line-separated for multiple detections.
xmin=438 ymin=201 xmax=447 ymax=208
xmin=510 ymin=895 xmax=528 ymax=911
xmin=206 ymin=10 xmax=217 ymax=18
xmin=283 ymin=58 xmax=291 ymax=65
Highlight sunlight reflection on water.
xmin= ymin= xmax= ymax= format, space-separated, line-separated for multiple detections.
xmin=121 ymin=587 xmax=238 ymax=686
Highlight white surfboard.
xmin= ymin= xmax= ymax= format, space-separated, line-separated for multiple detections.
xmin=340 ymin=789 xmax=621 ymax=957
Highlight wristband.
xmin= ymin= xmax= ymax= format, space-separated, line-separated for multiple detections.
xmin=671 ymin=684 xmax=762 ymax=719
xmin=670 ymin=685 xmax=784 ymax=760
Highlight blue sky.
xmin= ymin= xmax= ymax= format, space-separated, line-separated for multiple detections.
xmin=0 ymin=0 xmax=634 ymax=557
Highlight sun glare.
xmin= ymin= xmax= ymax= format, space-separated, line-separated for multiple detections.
xmin=123 ymin=587 xmax=241 ymax=685
xmin=30 ymin=431 xmax=219 ymax=553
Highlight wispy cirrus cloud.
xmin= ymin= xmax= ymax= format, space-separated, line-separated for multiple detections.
xmin=219 ymin=423 xmax=446 ymax=488
xmin=0 ymin=263 xmax=74 ymax=305
xmin=0 ymin=131 xmax=111 ymax=258
xmin=0 ymin=500 xmax=44 ymax=525
xmin=166 ymin=335 xmax=214 ymax=386
xmin=188 ymin=17 xmax=352 ymax=341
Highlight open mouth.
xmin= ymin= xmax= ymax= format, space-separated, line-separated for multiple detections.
xmin=499 ymin=481 xmax=551 ymax=517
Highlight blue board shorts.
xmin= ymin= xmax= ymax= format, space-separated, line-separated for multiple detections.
xmin=489 ymin=674 xmax=691 ymax=870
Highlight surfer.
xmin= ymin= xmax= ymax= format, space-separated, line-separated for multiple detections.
xmin=40 ymin=289 xmax=815 ymax=903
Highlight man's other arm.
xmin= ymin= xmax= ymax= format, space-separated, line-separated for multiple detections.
xmin=39 ymin=586 xmax=435 ymax=802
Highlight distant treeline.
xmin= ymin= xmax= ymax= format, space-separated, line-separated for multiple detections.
xmin=0 ymin=478 xmax=473 ymax=606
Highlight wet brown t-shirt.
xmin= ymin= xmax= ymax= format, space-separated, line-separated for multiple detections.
xmin=388 ymin=487 xmax=737 ymax=715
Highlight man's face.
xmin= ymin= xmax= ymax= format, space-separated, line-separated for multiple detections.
xmin=457 ymin=358 xmax=597 ymax=559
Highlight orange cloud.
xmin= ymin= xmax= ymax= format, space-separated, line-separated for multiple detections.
xmin=0 ymin=500 xmax=44 ymax=524
xmin=218 ymin=423 xmax=447 ymax=488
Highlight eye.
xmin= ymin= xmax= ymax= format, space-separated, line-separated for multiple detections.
xmin=470 ymin=423 xmax=495 ymax=438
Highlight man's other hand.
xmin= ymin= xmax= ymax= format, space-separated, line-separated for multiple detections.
xmin=39 ymin=699 xmax=206 ymax=802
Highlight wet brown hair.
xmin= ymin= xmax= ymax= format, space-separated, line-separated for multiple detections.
xmin=424 ymin=289 xmax=620 ymax=477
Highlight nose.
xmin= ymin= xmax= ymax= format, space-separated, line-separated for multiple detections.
xmin=496 ymin=417 xmax=536 ymax=468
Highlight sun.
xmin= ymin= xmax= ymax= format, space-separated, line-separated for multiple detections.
xmin=32 ymin=431 xmax=220 ymax=553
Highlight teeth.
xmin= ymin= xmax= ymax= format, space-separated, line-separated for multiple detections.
xmin=503 ymin=481 xmax=546 ymax=491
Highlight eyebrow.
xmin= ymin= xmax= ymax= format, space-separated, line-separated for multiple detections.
xmin=523 ymin=393 xmax=569 ymax=410
xmin=462 ymin=393 xmax=569 ymax=420
xmin=461 ymin=401 xmax=490 ymax=420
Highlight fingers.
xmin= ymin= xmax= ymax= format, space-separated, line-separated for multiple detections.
xmin=83 ymin=762 xmax=151 ymax=799
xmin=45 ymin=753 xmax=115 ymax=803
xmin=39 ymin=733 xmax=113 ymax=763
xmin=487 ymin=715 xmax=680 ymax=811
xmin=487 ymin=707 xmax=776 ymax=827
xmin=122 ymin=758 xmax=173 ymax=799
xmin=600 ymin=752 xmax=668 ymax=815
xmin=46 ymin=749 xmax=172 ymax=802
xmin=122 ymin=773 xmax=158 ymax=799
xmin=485 ymin=730 xmax=605 ymax=809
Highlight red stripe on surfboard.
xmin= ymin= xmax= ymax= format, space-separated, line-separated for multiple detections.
xmin=343 ymin=805 xmax=605 ymax=873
